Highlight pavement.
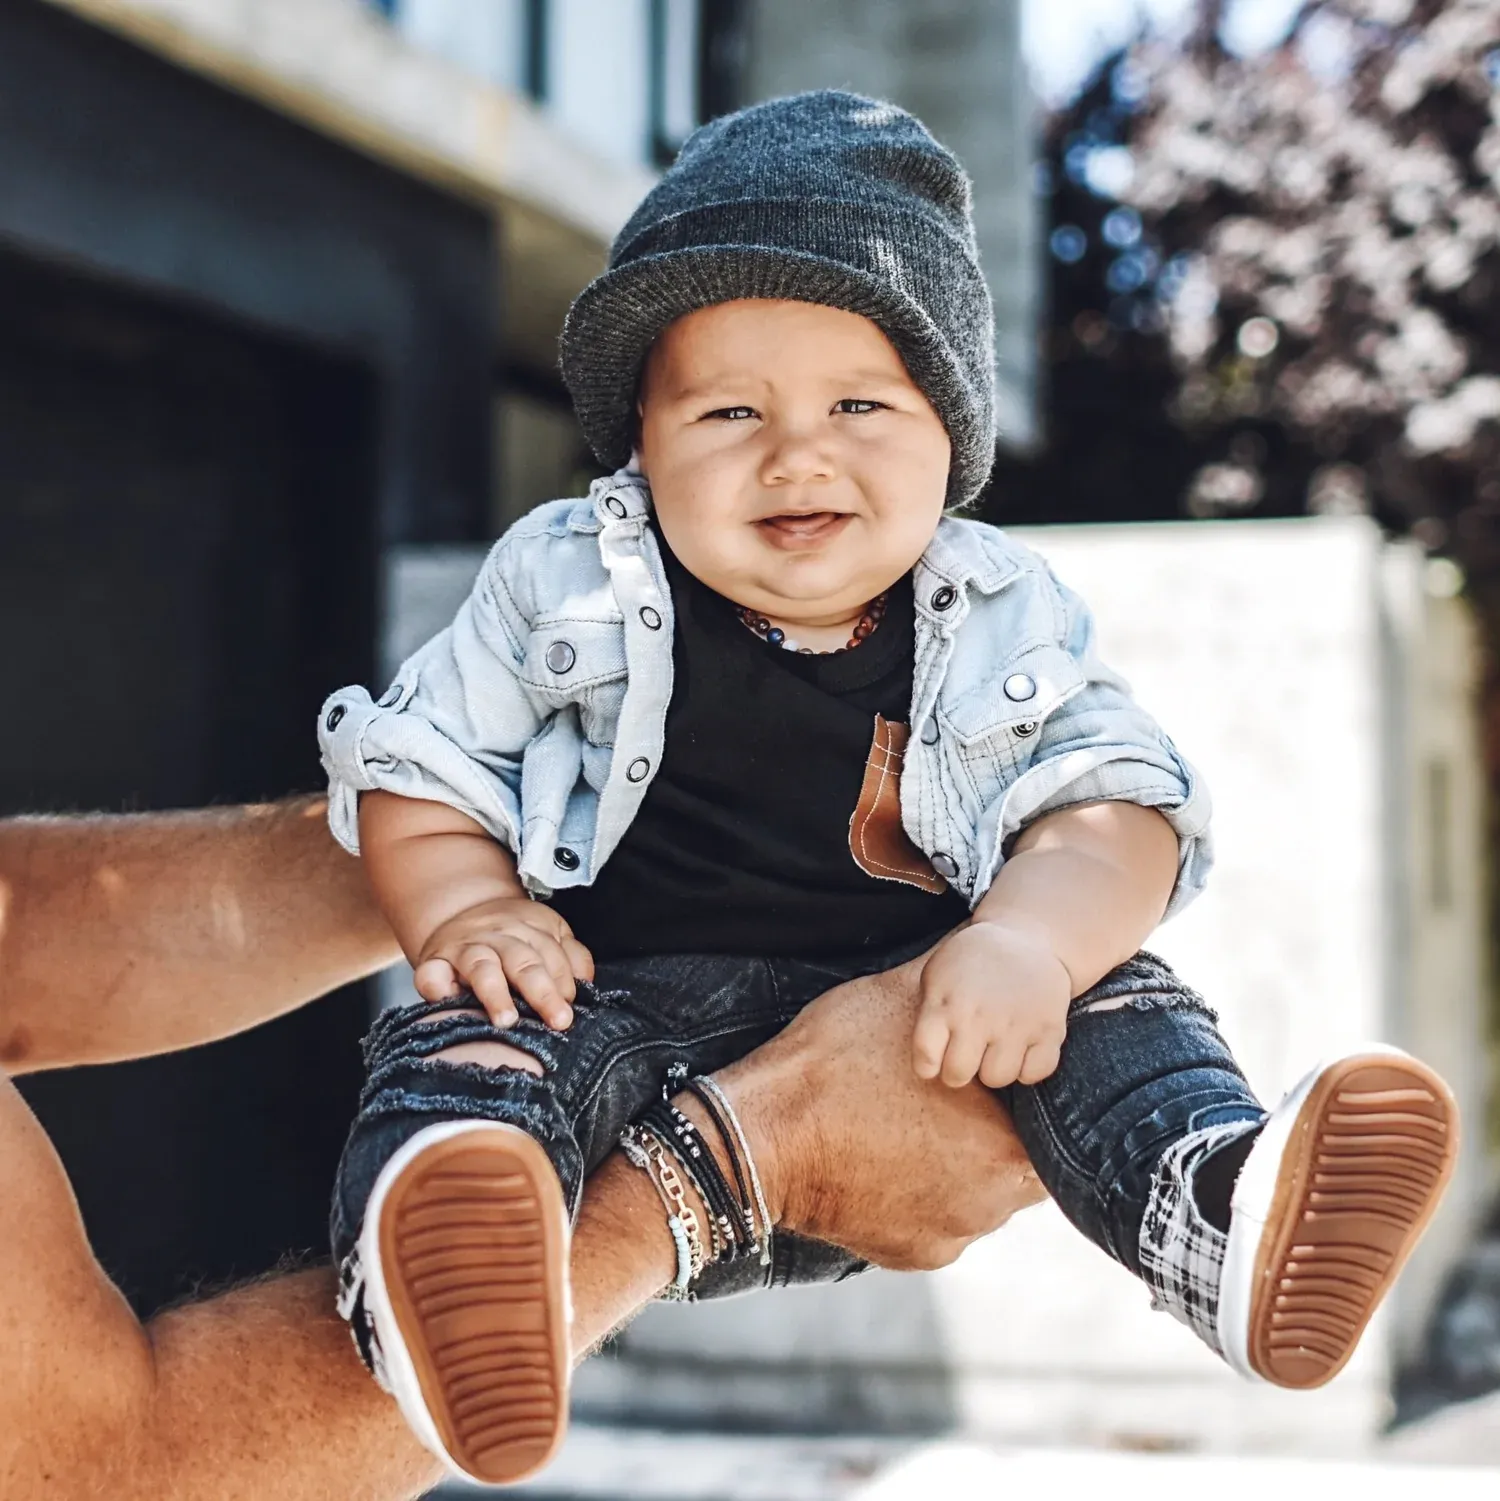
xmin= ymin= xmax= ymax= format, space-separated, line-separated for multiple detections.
xmin=435 ymin=1397 xmax=1500 ymax=1500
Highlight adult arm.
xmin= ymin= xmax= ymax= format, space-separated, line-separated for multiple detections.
xmin=0 ymin=799 xmax=400 ymax=1073
xmin=1 ymin=943 xmax=1037 ymax=1498
xmin=0 ymin=1066 xmax=443 ymax=1501
xmin=572 ymin=946 xmax=1045 ymax=1351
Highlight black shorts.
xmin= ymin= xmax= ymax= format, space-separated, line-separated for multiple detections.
xmin=331 ymin=938 xmax=941 ymax=1298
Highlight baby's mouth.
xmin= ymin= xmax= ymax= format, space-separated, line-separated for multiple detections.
xmin=755 ymin=511 xmax=852 ymax=547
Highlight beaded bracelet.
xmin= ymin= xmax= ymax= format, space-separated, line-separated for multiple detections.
xmin=643 ymin=1130 xmax=709 ymax=1285
xmin=619 ymin=1125 xmax=695 ymax=1299
xmin=691 ymin=1076 xmax=774 ymax=1267
xmin=638 ymin=1100 xmax=748 ymax=1263
xmin=680 ymin=1078 xmax=758 ymax=1253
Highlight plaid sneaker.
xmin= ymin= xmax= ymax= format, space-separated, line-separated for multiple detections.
xmin=1139 ymin=1119 xmax=1260 ymax=1358
xmin=343 ymin=1119 xmax=573 ymax=1487
xmin=1142 ymin=1048 xmax=1459 ymax=1388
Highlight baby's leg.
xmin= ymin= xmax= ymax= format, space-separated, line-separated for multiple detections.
xmin=329 ymin=953 xmax=812 ymax=1485
xmin=1003 ymin=956 xmax=1262 ymax=1278
xmin=1005 ymin=953 xmax=1457 ymax=1388
xmin=330 ymin=1000 xmax=585 ymax=1488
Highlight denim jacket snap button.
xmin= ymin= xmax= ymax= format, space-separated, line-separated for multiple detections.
xmin=1003 ymin=672 xmax=1037 ymax=702
xmin=1014 ymin=720 xmax=1039 ymax=738
xmin=931 ymin=851 xmax=959 ymax=880
xmin=605 ymin=496 xmax=628 ymax=518
xmin=931 ymin=585 xmax=957 ymax=611
xmin=920 ymin=719 xmax=940 ymax=745
xmin=325 ymin=704 xmax=346 ymax=732
xmin=626 ymin=757 xmax=651 ymax=783
xmin=545 ymin=641 xmax=577 ymax=674
xmin=553 ymin=846 xmax=580 ymax=871
xmin=640 ymin=605 xmax=662 ymax=630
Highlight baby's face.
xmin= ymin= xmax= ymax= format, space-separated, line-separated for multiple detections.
xmin=636 ymin=300 xmax=950 ymax=630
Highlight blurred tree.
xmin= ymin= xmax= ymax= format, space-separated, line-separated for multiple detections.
xmin=998 ymin=0 xmax=1500 ymax=665
xmin=987 ymin=56 xmax=1200 ymax=526
xmin=992 ymin=1 xmax=1500 ymax=544
xmin=1131 ymin=0 xmax=1500 ymax=558
xmin=988 ymin=0 xmax=1500 ymax=1413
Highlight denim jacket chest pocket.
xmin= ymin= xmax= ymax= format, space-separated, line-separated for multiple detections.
xmin=518 ymin=616 xmax=629 ymax=748
xmin=939 ymin=642 xmax=1086 ymax=803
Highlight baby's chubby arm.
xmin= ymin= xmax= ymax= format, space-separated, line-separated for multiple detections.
xmin=359 ymin=790 xmax=593 ymax=1029
xmin=913 ymin=800 xmax=1177 ymax=1089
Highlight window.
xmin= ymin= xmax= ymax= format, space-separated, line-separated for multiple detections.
xmin=547 ymin=0 xmax=652 ymax=166
xmin=382 ymin=0 xmax=543 ymax=100
xmin=376 ymin=1 xmax=703 ymax=169
xmin=650 ymin=0 xmax=700 ymax=165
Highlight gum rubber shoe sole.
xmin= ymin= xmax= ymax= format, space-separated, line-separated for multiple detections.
xmin=376 ymin=1123 xmax=571 ymax=1486
xmin=1244 ymin=1052 xmax=1457 ymax=1389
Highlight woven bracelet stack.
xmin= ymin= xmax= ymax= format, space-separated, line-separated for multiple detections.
xmin=619 ymin=1074 xmax=773 ymax=1301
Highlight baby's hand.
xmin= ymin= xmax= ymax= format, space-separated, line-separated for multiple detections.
xmin=913 ymin=922 xmax=1071 ymax=1089
xmin=413 ymin=897 xmax=594 ymax=1031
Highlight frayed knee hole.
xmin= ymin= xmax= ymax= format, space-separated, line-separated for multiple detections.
xmin=414 ymin=1004 xmax=487 ymax=1026
xmin=433 ymin=1040 xmax=545 ymax=1077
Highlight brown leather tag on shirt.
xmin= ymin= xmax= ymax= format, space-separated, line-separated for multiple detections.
xmin=849 ymin=715 xmax=949 ymax=892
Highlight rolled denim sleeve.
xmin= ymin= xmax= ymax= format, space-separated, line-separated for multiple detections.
xmin=318 ymin=541 xmax=541 ymax=856
xmin=989 ymin=568 xmax=1213 ymax=920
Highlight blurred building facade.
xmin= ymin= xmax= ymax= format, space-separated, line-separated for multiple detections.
xmin=0 ymin=0 xmax=650 ymax=1313
xmin=0 ymin=0 xmax=1038 ymax=1332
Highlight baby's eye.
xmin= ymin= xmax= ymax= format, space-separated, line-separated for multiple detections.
xmin=834 ymin=399 xmax=884 ymax=415
xmin=704 ymin=405 xmax=758 ymax=421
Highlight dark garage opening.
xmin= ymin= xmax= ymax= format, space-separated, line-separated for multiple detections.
xmin=0 ymin=0 xmax=497 ymax=1318
xmin=0 ymin=245 xmax=379 ymax=1314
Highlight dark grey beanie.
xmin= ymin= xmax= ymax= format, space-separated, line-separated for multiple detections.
xmin=559 ymin=89 xmax=996 ymax=507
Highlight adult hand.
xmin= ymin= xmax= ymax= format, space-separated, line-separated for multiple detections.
xmin=716 ymin=952 xmax=1047 ymax=1272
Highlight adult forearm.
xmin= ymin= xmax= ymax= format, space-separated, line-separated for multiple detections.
xmin=976 ymin=800 xmax=1178 ymax=994
xmin=0 ymin=1067 xmax=435 ymax=1500
xmin=138 ymin=1270 xmax=440 ymax=1501
xmin=567 ymin=951 xmax=1044 ymax=1360
xmin=3 ymin=1270 xmax=439 ymax=1501
xmin=0 ymin=800 xmax=399 ymax=1073
xmin=569 ymin=1152 xmax=679 ymax=1355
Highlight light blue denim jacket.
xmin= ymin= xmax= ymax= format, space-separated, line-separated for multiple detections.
xmin=320 ymin=469 xmax=1212 ymax=917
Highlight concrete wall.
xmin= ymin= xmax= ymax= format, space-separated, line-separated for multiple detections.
xmin=1379 ymin=548 xmax=1492 ymax=1360
xmin=738 ymin=0 xmax=1038 ymax=446
xmin=379 ymin=517 xmax=1490 ymax=1453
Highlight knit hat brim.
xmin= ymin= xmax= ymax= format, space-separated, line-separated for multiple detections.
xmin=559 ymin=244 xmax=993 ymax=508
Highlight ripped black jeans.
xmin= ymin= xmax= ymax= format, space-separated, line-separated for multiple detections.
xmin=330 ymin=941 xmax=1264 ymax=1300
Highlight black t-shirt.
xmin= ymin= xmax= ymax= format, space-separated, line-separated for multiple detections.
xmin=550 ymin=532 xmax=970 ymax=959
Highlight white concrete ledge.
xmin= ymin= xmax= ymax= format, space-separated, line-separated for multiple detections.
xmin=44 ymin=0 xmax=653 ymax=247
xmin=436 ymin=1425 xmax=1500 ymax=1499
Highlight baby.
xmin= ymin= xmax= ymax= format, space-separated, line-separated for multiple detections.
xmin=320 ymin=92 xmax=1456 ymax=1487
